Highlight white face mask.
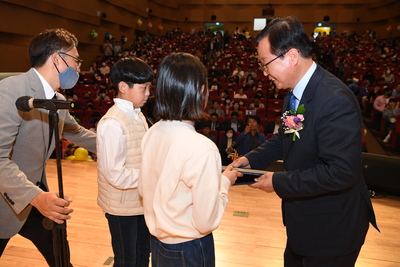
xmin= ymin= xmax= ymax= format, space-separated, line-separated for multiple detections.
xmin=226 ymin=133 xmax=233 ymax=138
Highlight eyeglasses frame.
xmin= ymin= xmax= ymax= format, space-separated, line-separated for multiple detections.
xmin=258 ymin=51 xmax=288 ymax=72
xmin=58 ymin=51 xmax=83 ymax=68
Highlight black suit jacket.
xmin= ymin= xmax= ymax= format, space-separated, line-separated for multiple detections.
xmin=223 ymin=119 xmax=245 ymax=133
xmin=245 ymin=65 xmax=378 ymax=257
xmin=264 ymin=121 xmax=278 ymax=135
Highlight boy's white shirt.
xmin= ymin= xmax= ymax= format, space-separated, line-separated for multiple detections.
xmin=96 ymin=98 xmax=143 ymax=189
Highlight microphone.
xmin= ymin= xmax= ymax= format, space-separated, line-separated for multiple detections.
xmin=15 ymin=96 xmax=74 ymax=112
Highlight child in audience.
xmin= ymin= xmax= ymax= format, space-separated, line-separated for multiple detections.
xmin=139 ymin=52 xmax=241 ymax=267
xmin=96 ymin=57 xmax=154 ymax=267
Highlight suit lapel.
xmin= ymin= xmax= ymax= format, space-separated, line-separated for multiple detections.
xmin=282 ymin=65 xmax=323 ymax=157
xmin=27 ymin=69 xmax=51 ymax=157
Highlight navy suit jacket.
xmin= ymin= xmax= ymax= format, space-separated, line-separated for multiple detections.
xmin=245 ymin=65 xmax=378 ymax=257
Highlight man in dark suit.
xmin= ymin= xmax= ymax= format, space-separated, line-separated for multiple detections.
xmin=223 ymin=111 xmax=245 ymax=133
xmin=232 ymin=16 xmax=378 ymax=266
xmin=265 ymin=112 xmax=282 ymax=135
xmin=0 ymin=28 xmax=96 ymax=266
xmin=209 ymin=112 xmax=224 ymax=131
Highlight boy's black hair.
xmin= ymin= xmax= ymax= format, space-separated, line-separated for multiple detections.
xmin=110 ymin=57 xmax=154 ymax=96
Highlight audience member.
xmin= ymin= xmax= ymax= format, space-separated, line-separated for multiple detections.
xmin=243 ymin=74 xmax=255 ymax=87
xmin=382 ymin=98 xmax=400 ymax=143
xmin=359 ymin=80 xmax=370 ymax=108
xmin=209 ymin=78 xmax=222 ymax=92
xmin=202 ymin=124 xmax=217 ymax=144
xmin=93 ymin=72 xmax=107 ymax=87
xmin=362 ymin=68 xmax=376 ymax=85
xmin=89 ymin=62 xmax=98 ymax=74
xmin=220 ymin=64 xmax=230 ymax=78
xmin=221 ymin=96 xmax=233 ymax=115
xmin=65 ymin=89 xmax=78 ymax=100
xmin=269 ymin=87 xmax=284 ymax=99
xmin=220 ymin=89 xmax=230 ymax=98
xmin=235 ymin=115 xmax=266 ymax=156
xmin=238 ymin=99 xmax=246 ymax=108
xmin=265 ymin=113 xmax=282 ymax=135
xmin=244 ymin=65 xmax=257 ymax=81
xmin=380 ymin=67 xmax=396 ymax=83
xmin=209 ymin=113 xmax=224 ymax=131
xmin=85 ymin=99 xmax=96 ymax=110
xmin=208 ymin=100 xmax=225 ymax=118
xmin=102 ymin=39 xmax=113 ymax=60
xmin=347 ymin=74 xmax=359 ymax=95
xmin=95 ymin=89 xmax=111 ymax=101
xmin=249 ymin=94 xmax=265 ymax=108
xmin=367 ymin=85 xmax=382 ymax=103
xmin=99 ymin=62 xmax=111 ymax=75
xmin=231 ymin=65 xmax=245 ymax=79
xmin=88 ymin=111 xmax=101 ymax=125
xmin=373 ymin=87 xmax=393 ymax=131
xmin=208 ymin=65 xmax=221 ymax=80
xmin=224 ymin=111 xmax=245 ymax=133
xmin=219 ymin=128 xmax=237 ymax=166
xmin=392 ymin=82 xmax=400 ymax=97
xmin=83 ymin=91 xmax=92 ymax=100
xmin=113 ymin=41 xmax=121 ymax=56
xmin=229 ymin=101 xmax=244 ymax=117
xmin=234 ymin=87 xmax=248 ymax=99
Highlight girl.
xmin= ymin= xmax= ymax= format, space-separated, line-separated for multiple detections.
xmin=139 ymin=52 xmax=241 ymax=267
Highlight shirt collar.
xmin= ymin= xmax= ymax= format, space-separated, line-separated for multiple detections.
xmin=292 ymin=61 xmax=317 ymax=101
xmin=114 ymin=98 xmax=141 ymax=120
xmin=33 ymin=68 xmax=57 ymax=99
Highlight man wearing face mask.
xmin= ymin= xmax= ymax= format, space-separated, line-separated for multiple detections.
xmin=0 ymin=28 xmax=96 ymax=266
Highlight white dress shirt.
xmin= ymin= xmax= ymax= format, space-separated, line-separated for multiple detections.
xmin=96 ymin=98 xmax=143 ymax=189
xmin=33 ymin=68 xmax=56 ymax=99
xmin=291 ymin=62 xmax=317 ymax=109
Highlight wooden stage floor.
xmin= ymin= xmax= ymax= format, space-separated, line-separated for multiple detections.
xmin=1 ymin=159 xmax=399 ymax=266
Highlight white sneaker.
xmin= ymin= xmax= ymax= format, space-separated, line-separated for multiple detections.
xmin=383 ymin=134 xmax=391 ymax=143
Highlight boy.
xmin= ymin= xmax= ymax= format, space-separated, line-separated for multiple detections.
xmin=96 ymin=57 xmax=153 ymax=267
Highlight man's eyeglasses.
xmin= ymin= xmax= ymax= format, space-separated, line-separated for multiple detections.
xmin=59 ymin=52 xmax=83 ymax=68
xmin=258 ymin=51 xmax=288 ymax=72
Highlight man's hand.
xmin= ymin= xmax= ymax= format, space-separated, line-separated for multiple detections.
xmin=244 ymin=125 xmax=250 ymax=134
xmin=30 ymin=192 xmax=73 ymax=224
xmin=231 ymin=156 xmax=251 ymax=169
xmin=248 ymin=172 xmax=275 ymax=193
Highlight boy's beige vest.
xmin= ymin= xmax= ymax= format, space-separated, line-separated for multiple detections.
xmin=97 ymin=105 xmax=147 ymax=215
